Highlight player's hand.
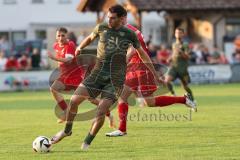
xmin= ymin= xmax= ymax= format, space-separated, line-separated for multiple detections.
xmin=75 ymin=46 xmax=82 ymax=56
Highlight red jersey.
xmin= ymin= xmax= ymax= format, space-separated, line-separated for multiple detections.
xmin=53 ymin=40 xmax=76 ymax=73
xmin=5 ymin=58 xmax=19 ymax=71
xmin=53 ymin=40 xmax=84 ymax=86
xmin=125 ymin=24 xmax=157 ymax=96
xmin=126 ymin=24 xmax=149 ymax=63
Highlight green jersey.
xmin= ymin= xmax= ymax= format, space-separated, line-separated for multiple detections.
xmin=82 ymin=23 xmax=140 ymax=101
xmin=171 ymin=41 xmax=189 ymax=69
xmin=91 ymin=23 xmax=140 ymax=80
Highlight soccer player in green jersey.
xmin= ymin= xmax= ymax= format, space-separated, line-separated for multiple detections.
xmin=165 ymin=28 xmax=195 ymax=101
xmin=51 ymin=4 xmax=162 ymax=150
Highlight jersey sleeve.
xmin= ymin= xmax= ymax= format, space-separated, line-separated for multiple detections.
xmin=137 ymin=32 xmax=149 ymax=54
xmin=92 ymin=24 xmax=100 ymax=39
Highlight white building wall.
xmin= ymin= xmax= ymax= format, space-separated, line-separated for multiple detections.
xmin=0 ymin=0 xmax=97 ymax=35
xmin=0 ymin=0 xmax=165 ymax=45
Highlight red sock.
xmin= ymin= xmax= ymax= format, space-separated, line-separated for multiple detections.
xmin=154 ymin=96 xmax=186 ymax=107
xmin=118 ymin=103 xmax=128 ymax=132
xmin=58 ymin=100 xmax=68 ymax=110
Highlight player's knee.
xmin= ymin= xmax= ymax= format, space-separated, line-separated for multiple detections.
xmin=70 ymin=95 xmax=81 ymax=106
xmin=145 ymin=99 xmax=155 ymax=107
xmin=50 ymin=86 xmax=61 ymax=93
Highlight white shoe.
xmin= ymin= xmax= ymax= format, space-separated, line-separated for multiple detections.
xmin=184 ymin=93 xmax=197 ymax=112
xmin=51 ymin=130 xmax=72 ymax=144
xmin=105 ymin=130 xmax=127 ymax=137
xmin=81 ymin=143 xmax=89 ymax=150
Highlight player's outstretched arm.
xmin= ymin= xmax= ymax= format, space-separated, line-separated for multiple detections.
xmin=48 ymin=51 xmax=73 ymax=63
xmin=75 ymin=33 xmax=97 ymax=56
xmin=136 ymin=47 xmax=164 ymax=84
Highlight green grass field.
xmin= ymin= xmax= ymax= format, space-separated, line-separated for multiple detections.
xmin=0 ymin=83 xmax=240 ymax=160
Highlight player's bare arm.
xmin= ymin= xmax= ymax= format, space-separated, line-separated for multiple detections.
xmin=126 ymin=46 xmax=135 ymax=63
xmin=48 ymin=51 xmax=73 ymax=63
xmin=75 ymin=33 xmax=97 ymax=55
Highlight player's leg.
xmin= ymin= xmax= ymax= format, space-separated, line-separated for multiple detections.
xmin=181 ymin=80 xmax=194 ymax=100
xmin=82 ymin=98 xmax=114 ymax=149
xmin=144 ymin=95 xmax=185 ymax=106
xmin=51 ymin=84 xmax=90 ymax=144
xmin=105 ymin=85 xmax=132 ymax=136
xmin=180 ymin=74 xmax=194 ymax=101
xmin=88 ymin=97 xmax=115 ymax=128
xmin=165 ymin=75 xmax=176 ymax=96
xmin=136 ymin=83 xmax=186 ymax=108
xmin=50 ymin=80 xmax=68 ymax=123
xmin=50 ymin=80 xmax=67 ymax=110
xmin=165 ymin=68 xmax=176 ymax=96
xmin=144 ymin=94 xmax=196 ymax=110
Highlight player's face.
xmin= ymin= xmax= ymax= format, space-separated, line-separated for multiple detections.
xmin=175 ymin=29 xmax=184 ymax=39
xmin=107 ymin=12 xmax=122 ymax=28
xmin=56 ymin=31 xmax=67 ymax=44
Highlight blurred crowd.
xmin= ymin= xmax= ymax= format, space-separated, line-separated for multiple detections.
xmin=146 ymin=37 xmax=240 ymax=66
xmin=1 ymin=33 xmax=240 ymax=72
xmin=0 ymin=36 xmax=49 ymax=72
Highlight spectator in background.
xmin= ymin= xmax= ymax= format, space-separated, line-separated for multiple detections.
xmin=67 ymin=31 xmax=77 ymax=45
xmin=147 ymin=42 xmax=157 ymax=63
xmin=234 ymin=35 xmax=240 ymax=53
xmin=25 ymin=43 xmax=33 ymax=56
xmin=0 ymin=51 xmax=7 ymax=71
xmin=156 ymin=44 xmax=170 ymax=65
xmin=146 ymin=34 xmax=152 ymax=46
xmin=18 ymin=53 xmax=31 ymax=71
xmin=209 ymin=45 xmax=228 ymax=64
xmin=201 ymin=46 xmax=211 ymax=64
xmin=232 ymin=52 xmax=240 ymax=64
xmin=31 ymin=48 xmax=41 ymax=70
xmin=188 ymin=43 xmax=197 ymax=65
xmin=194 ymin=44 xmax=204 ymax=64
xmin=0 ymin=36 xmax=10 ymax=56
xmin=5 ymin=55 xmax=19 ymax=71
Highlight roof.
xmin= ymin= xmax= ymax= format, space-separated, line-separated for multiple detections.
xmin=77 ymin=0 xmax=116 ymax=12
xmin=129 ymin=0 xmax=240 ymax=12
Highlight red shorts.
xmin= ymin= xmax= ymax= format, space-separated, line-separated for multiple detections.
xmin=58 ymin=67 xmax=85 ymax=90
xmin=125 ymin=70 xmax=157 ymax=97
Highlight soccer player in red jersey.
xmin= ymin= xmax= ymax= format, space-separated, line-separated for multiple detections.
xmin=48 ymin=27 xmax=114 ymax=125
xmin=105 ymin=17 xmax=197 ymax=137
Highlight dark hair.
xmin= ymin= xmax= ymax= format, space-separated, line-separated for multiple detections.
xmin=56 ymin=27 xmax=68 ymax=33
xmin=109 ymin=4 xmax=127 ymax=17
xmin=175 ymin=27 xmax=184 ymax=33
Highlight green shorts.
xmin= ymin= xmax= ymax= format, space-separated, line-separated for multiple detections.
xmin=82 ymin=72 xmax=124 ymax=102
xmin=167 ymin=67 xmax=190 ymax=83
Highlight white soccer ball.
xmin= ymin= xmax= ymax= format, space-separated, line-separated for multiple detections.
xmin=32 ymin=136 xmax=52 ymax=153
